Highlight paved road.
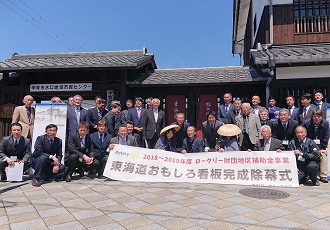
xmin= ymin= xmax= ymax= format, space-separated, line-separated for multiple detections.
xmin=0 ymin=176 xmax=330 ymax=230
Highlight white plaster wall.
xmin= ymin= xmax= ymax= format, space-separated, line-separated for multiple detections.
xmin=276 ymin=65 xmax=330 ymax=80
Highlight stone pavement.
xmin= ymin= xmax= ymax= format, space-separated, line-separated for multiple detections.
xmin=0 ymin=176 xmax=330 ymax=230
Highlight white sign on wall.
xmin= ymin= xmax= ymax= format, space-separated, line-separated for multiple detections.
xmin=30 ymin=83 xmax=92 ymax=92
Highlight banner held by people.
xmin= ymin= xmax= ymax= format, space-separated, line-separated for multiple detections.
xmin=104 ymin=145 xmax=299 ymax=187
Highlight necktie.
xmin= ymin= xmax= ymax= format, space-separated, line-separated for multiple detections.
xmin=26 ymin=108 xmax=31 ymax=121
xmin=288 ymin=107 xmax=292 ymax=115
xmin=303 ymin=108 xmax=307 ymax=119
xmin=76 ymin=108 xmax=81 ymax=124
xmin=49 ymin=140 xmax=53 ymax=152
xmin=225 ymin=105 xmax=228 ymax=113
xmin=14 ymin=140 xmax=18 ymax=154
xmin=300 ymin=141 xmax=305 ymax=152
xmin=137 ymin=108 xmax=141 ymax=119
xmin=210 ymin=124 xmax=214 ymax=133
xmin=100 ymin=134 xmax=103 ymax=145
xmin=317 ymin=103 xmax=321 ymax=109
xmin=120 ymin=137 xmax=126 ymax=145
xmin=264 ymin=140 xmax=269 ymax=151
xmin=98 ymin=111 xmax=102 ymax=121
xmin=283 ymin=123 xmax=287 ymax=133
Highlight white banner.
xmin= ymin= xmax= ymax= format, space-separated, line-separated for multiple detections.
xmin=32 ymin=104 xmax=68 ymax=163
xmin=104 ymin=146 xmax=299 ymax=187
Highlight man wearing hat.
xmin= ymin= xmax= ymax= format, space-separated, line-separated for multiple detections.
xmin=182 ymin=126 xmax=204 ymax=154
xmin=254 ymin=125 xmax=283 ymax=151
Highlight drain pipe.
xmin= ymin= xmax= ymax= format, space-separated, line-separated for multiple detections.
xmin=265 ymin=0 xmax=274 ymax=107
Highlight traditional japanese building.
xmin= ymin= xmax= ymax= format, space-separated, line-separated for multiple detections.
xmin=233 ymin=0 xmax=330 ymax=107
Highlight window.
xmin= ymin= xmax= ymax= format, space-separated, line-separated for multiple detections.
xmin=294 ymin=0 xmax=330 ymax=33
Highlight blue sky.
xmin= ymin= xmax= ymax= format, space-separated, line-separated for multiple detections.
xmin=1 ymin=0 xmax=241 ymax=68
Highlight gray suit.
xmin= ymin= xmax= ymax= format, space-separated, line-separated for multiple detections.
xmin=67 ymin=106 xmax=88 ymax=137
xmin=236 ymin=113 xmax=261 ymax=148
xmin=110 ymin=135 xmax=139 ymax=147
xmin=254 ymin=138 xmax=283 ymax=151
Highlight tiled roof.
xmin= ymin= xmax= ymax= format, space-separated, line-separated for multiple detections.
xmin=0 ymin=49 xmax=155 ymax=71
xmin=251 ymin=43 xmax=330 ymax=65
xmin=127 ymin=66 xmax=266 ymax=86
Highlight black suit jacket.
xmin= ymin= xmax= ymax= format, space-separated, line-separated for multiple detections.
xmin=0 ymin=135 xmax=31 ymax=161
xmin=182 ymin=137 xmax=204 ymax=153
xmin=217 ymin=103 xmax=234 ymax=124
xmin=227 ymin=110 xmax=241 ymax=125
xmin=31 ymin=135 xmax=62 ymax=165
xmin=90 ymin=132 xmax=112 ymax=158
xmin=65 ymin=134 xmax=94 ymax=160
xmin=87 ymin=107 xmax=108 ymax=133
xmin=143 ymin=109 xmax=166 ymax=139
xmin=302 ymin=118 xmax=330 ymax=150
xmin=202 ymin=120 xmax=223 ymax=148
xmin=103 ymin=110 xmax=122 ymax=136
xmin=297 ymin=105 xmax=317 ymax=124
xmin=271 ymin=119 xmax=298 ymax=142
xmin=254 ymin=138 xmax=283 ymax=151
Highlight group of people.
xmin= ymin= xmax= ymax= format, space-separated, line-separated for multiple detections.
xmin=0 ymin=90 xmax=329 ymax=187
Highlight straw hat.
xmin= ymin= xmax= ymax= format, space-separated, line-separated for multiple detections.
xmin=160 ymin=124 xmax=180 ymax=136
xmin=217 ymin=124 xmax=241 ymax=136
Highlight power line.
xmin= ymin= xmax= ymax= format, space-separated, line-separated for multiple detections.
xmin=18 ymin=0 xmax=85 ymax=50
xmin=1 ymin=0 xmax=84 ymax=51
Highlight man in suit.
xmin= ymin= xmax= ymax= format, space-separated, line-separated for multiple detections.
xmin=90 ymin=120 xmax=112 ymax=179
xmin=289 ymin=126 xmax=320 ymax=186
xmin=103 ymin=102 xmax=122 ymax=137
xmin=182 ymin=126 xmax=204 ymax=154
xmin=109 ymin=124 xmax=139 ymax=150
xmin=0 ymin=123 xmax=31 ymax=181
xmin=228 ymin=99 xmax=242 ymax=125
xmin=236 ymin=103 xmax=261 ymax=150
xmin=259 ymin=108 xmax=273 ymax=127
xmin=87 ymin=99 xmax=108 ymax=134
xmin=143 ymin=98 xmax=166 ymax=149
xmin=121 ymin=99 xmax=134 ymax=123
xmin=298 ymin=93 xmax=317 ymax=124
xmin=172 ymin=113 xmax=190 ymax=148
xmin=314 ymin=90 xmax=330 ymax=119
xmin=30 ymin=124 xmax=65 ymax=186
xmin=254 ymin=125 xmax=283 ymax=151
xmin=251 ymin=95 xmax=265 ymax=115
xmin=302 ymin=109 xmax=329 ymax=183
xmin=272 ymin=109 xmax=299 ymax=150
xmin=217 ymin=93 xmax=234 ymax=124
xmin=202 ymin=110 xmax=223 ymax=151
xmin=146 ymin=97 xmax=153 ymax=109
xmin=285 ymin=95 xmax=299 ymax=120
xmin=66 ymin=95 xmax=88 ymax=138
xmin=64 ymin=122 xmax=98 ymax=182
xmin=12 ymin=94 xmax=35 ymax=139
xmin=126 ymin=120 xmax=141 ymax=146
xmin=268 ymin=96 xmax=281 ymax=121
xmin=127 ymin=97 xmax=146 ymax=146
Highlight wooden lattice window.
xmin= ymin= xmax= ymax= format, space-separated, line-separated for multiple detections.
xmin=294 ymin=0 xmax=330 ymax=33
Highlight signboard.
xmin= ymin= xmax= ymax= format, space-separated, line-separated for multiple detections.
xmin=31 ymin=104 xmax=68 ymax=164
xmin=0 ymin=103 xmax=17 ymax=118
xmin=30 ymin=83 xmax=92 ymax=92
xmin=104 ymin=145 xmax=299 ymax=187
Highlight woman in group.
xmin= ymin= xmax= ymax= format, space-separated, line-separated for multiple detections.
xmin=155 ymin=125 xmax=180 ymax=152
xmin=216 ymin=124 xmax=241 ymax=152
